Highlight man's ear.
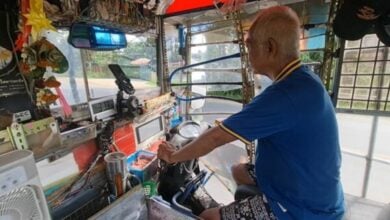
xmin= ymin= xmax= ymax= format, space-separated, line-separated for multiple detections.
xmin=267 ymin=37 xmax=278 ymax=58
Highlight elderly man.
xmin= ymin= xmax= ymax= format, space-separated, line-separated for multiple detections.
xmin=158 ymin=6 xmax=344 ymax=220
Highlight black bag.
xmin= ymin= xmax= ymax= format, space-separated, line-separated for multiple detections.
xmin=333 ymin=0 xmax=390 ymax=40
xmin=375 ymin=12 xmax=390 ymax=46
xmin=157 ymin=158 xmax=199 ymax=202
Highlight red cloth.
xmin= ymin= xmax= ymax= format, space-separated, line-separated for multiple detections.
xmin=14 ymin=0 xmax=31 ymax=51
xmin=166 ymin=0 xmax=229 ymax=15
xmin=54 ymin=87 xmax=72 ymax=117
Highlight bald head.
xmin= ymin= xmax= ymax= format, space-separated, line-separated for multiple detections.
xmin=248 ymin=6 xmax=300 ymax=61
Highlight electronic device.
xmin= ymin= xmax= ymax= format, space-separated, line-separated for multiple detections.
xmin=88 ymin=96 xmax=117 ymax=121
xmin=136 ymin=116 xmax=163 ymax=144
xmin=68 ymin=22 xmax=127 ymax=50
xmin=134 ymin=115 xmax=164 ymax=150
xmin=108 ymin=64 xmax=142 ymax=118
xmin=0 ymin=150 xmax=51 ymax=219
xmin=108 ymin=64 xmax=135 ymax=95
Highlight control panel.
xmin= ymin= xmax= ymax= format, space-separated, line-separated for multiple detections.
xmin=0 ymin=166 xmax=28 ymax=195
xmin=89 ymin=96 xmax=117 ymax=121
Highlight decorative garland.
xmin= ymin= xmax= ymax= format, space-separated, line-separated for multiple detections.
xmin=14 ymin=0 xmax=72 ymax=116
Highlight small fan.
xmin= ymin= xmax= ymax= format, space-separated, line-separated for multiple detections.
xmin=0 ymin=186 xmax=44 ymax=219
xmin=0 ymin=150 xmax=51 ymax=220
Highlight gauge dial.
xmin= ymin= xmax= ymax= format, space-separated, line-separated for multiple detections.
xmin=179 ymin=122 xmax=201 ymax=139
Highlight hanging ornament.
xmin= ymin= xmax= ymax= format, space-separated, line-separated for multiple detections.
xmin=36 ymin=88 xmax=59 ymax=107
xmin=44 ymin=76 xmax=61 ymax=88
xmin=23 ymin=0 xmax=56 ymax=42
xmin=34 ymin=76 xmax=61 ymax=108
xmin=20 ymin=37 xmax=69 ymax=78
xmin=54 ymin=86 xmax=73 ymax=117
xmin=15 ymin=0 xmax=32 ymax=51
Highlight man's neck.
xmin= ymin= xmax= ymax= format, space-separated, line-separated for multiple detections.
xmin=271 ymin=57 xmax=301 ymax=82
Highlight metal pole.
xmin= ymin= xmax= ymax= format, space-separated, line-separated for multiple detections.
xmin=361 ymin=46 xmax=389 ymax=198
xmin=156 ymin=16 xmax=169 ymax=93
xmin=80 ymin=50 xmax=92 ymax=101
xmin=185 ymin=23 xmax=192 ymax=120
xmin=331 ymin=39 xmax=345 ymax=106
xmin=321 ymin=0 xmax=340 ymax=91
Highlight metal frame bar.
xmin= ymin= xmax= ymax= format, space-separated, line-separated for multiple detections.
xmin=320 ymin=0 xmax=339 ymax=91
xmin=365 ymin=41 xmax=381 ymax=110
xmin=336 ymin=108 xmax=390 ymax=116
xmin=80 ymin=50 xmax=92 ymax=101
xmin=335 ymin=86 xmax=390 ymax=89
xmin=191 ymin=25 xmax=234 ymax=36
xmin=336 ymin=39 xmax=390 ymax=112
xmin=184 ymin=22 xmax=192 ymax=120
xmin=190 ymin=40 xmax=237 ymax=47
xmin=343 ymin=46 xmax=389 ymax=50
xmin=232 ymin=11 xmax=252 ymax=105
xmin=190 ymin=18 xmax=235 ymax=28
xmin=332 ymin=39 xmax=345 ymax=106
xmin=341 ymin=149 xmax=390 ymax=166
xmin=156 ymin=16 xmax=169 ymax=93
xmin=171 ymin=82 xmax=243 ymax=86
xmin=362 ymin=116 xmax=378 ymax=197
xmin=339 ymin=73 xmax=390 ymax=76
xmin=189 ymin=68 xmax=241 ymax=73
xmin=186 ymin=112 xmax=236 ymax=116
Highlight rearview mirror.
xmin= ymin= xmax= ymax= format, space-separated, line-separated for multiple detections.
xmin=68 ymin=22 xmax=127 ymax=50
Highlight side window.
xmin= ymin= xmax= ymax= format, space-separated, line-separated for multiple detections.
xmin=166 ymin=22 xmax=243 ymax=124
xmin=337 ymin=34 xmax=390 ymax=111
xmin=336 ymin=34 xmax=390 ymax=203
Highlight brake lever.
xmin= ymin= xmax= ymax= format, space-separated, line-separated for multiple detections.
xmin=158 ymin=159 xmax=167 ymax=171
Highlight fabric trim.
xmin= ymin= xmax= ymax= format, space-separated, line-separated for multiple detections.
xmin=217 ymin=121 xmax=251 ymax=145
xmin=274 ymin=58 xmax=301 ymax=83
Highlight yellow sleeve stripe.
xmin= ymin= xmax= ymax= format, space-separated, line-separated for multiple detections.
xmin=217 ymin=121 xmax=252 ymax=145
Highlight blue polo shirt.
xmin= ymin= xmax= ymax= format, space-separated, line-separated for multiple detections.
xmin=221 ymin=64 xmax=344 ymax=220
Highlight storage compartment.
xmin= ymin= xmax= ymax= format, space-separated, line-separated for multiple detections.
xmin=127 ymin=150 xmax=157 ymax=182
xmin=144 ymin=139 xmax=162 ymax=154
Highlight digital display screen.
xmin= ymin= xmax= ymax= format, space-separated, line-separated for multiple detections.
xmin=111 ymin=33 xmax=122 ymax=45
xmin=69 ymin=23 xmax=127 ymax=50
xmin=95 ymin=31 xmax=112 ymax=45
xmin=94 ymin=31 xmax=126 ymax=46
xmin=91 ymin=99 xmax=115 ymax=114
xmin=136 ymin=117 xmax=163 ymax=144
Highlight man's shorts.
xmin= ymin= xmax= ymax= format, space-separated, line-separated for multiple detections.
xmin=220 ymin=163 xmax=277 ymax=220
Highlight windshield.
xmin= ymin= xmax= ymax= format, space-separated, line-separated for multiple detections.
xmin=44 ymin=30 xmax=160 ymax=107
xmin=83 ymin=35 xmax=160 ymax=100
